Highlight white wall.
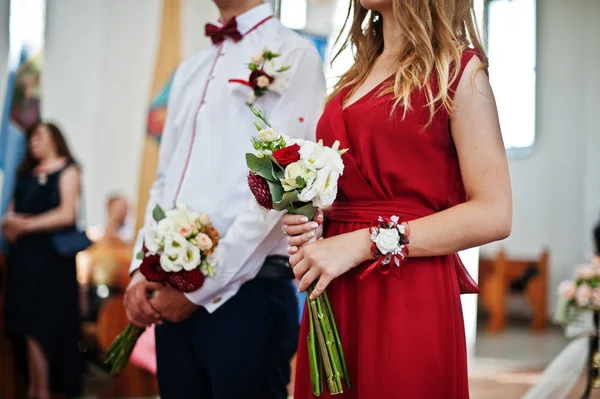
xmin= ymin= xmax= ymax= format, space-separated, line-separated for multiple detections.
xmin=42 ymin=0 xmax=217 ymax=226
xmin=481 ymin=0 xmax=600 ymax=315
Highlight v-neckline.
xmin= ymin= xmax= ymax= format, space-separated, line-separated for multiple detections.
xmin=341 ymin=75 xmax=394 ymax=111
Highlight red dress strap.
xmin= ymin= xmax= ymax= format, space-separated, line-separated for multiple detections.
xmin=449 ymin=48 xmax=482 ymax=99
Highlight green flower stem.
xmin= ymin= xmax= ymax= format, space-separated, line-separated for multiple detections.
xmin=315 ymin=295 xmax=344 ymax=393
xmin=105 ymin=324 xmax=145 ymax=375
xmin=307 ymin=298 xmax=322 ymax=396
xmin=323 ymin=291 xmax=351 ymax=389
xmin=310 ymin=298 xmax=338 ymax=394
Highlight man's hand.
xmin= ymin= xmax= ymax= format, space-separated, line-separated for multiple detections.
xmin=124 ymin=271 xmax=163 ymax=327
xmin=150 ymin=284 xmax=198 ymax=323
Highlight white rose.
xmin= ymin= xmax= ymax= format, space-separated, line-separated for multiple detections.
xmin=258 ymin=127 xmax=279 ymax=143
xmin=375 ymin=228 xmax=400 ymax=254
xmin=164 ymin=232 xmax=187 ymax=258
xmin=143 ymin=226 xmax=161 ymax=254
xmin=160 ymin=252 xmax=182 ymax=272
xmin=157 ymin=218 xmax=175 ymax=238
xmin=180 ymin=242 xmax=201 ymax=271
xmin=299 ymin=140 xmax=345 ymax=173
xmin=280 ymin=161 xmax=316 ymax=192
xmin=250 ymin=52 xmax=265 ymax=65
xmin=263 ymin=60 xmax=277 ymax=76
xmin=195 ymin=233 xmax=213 ymax=251
xmin=166 ymin=207 xmax=188 ymax=227
xmin=256 ymin=75 xmax=271 ymax=89
xmin=297 ymin=164 xmax=342 ymax=206
xmin=199 ymin=213 xmax=211 ymax=225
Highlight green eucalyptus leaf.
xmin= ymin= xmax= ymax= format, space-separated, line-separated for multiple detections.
xmin=267 ymin=180 xmax=285 ymax=203
xmin=152 ymin=205 xmax=166 ymax=222
xmin=273 ymin=191 xmax=299 ymax=211
xmin=287 ymin=202 xmax=318 ymax=220
xmin=246 ymin=153 xmax=279 ymax=182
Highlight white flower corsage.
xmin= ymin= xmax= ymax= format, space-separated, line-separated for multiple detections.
xmin=228 ymin=47 xmax=290 ymax=105
xmin=360 ymin=216 xmax=410 ymax=279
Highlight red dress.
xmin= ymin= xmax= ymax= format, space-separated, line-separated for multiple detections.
xmin=294 ymin=50 xmax=479 ymax=399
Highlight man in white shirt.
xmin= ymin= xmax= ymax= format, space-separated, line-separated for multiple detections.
xmin=123 ymin=1 xmax=326 ymax=398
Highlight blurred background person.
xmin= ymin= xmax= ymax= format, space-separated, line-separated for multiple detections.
xmin=103 ymin=194 xmax=133 ymax=243
xmin=3 ymin=121 xmax=83 ymax=399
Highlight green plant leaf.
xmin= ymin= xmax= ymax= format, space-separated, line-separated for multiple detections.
xmin=248 ymin=63 xmax=257 ymax=71
xmin=288 ymin=202 xmax=318 ymax=221
xmin=273 ymin=191 xmax=299 ymax=211
xmin=248 ymin=105 xmax=272 ymax=127
xmin=277 ymin=65 xmax=291 ymax=72
xmin=136 ymin=250 xmax=144 ymax=260
xmin=152 ymin=205 xmax=166 ymax=222
xmin=246 ymin=153 xmax=279 ymax=182
xmin=267 ymin=180 xmax=285 ymax=203
xmin=295 ymin=176 xmax=307 ymax=188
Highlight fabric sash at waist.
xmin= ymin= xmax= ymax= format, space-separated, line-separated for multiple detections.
xmin=329 ymin=201 xmax=435 ymax=224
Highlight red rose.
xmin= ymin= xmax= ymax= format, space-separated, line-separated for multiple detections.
xmin=168 ymin=269 xmax=206 ymax=293
xmin=140 ymin=253 xmax=168 ymax=282
xmin=249 ymin=69 xmax=274 ymax=90
xmin=273 ymin=144 xmax=301 ymax=167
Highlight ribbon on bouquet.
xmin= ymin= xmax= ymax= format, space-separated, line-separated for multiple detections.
xmin=359 ymin=254 xmax=404 ymax=280
xmin=228 ymin=78 xmax=251 ymax=86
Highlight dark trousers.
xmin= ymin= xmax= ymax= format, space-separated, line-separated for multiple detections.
xmin=155 ymin=278 xmax=299 ymax=399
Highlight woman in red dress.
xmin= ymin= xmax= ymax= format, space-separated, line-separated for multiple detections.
xmin=283 ymin=0 xmax=512 ymax=398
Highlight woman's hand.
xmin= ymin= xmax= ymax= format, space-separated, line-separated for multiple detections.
xmin=2 ymin=214 xmax=29 ymax=243
xmin=290 ymin=228 xmax=372 ymax=299
xmin=282 ymin=210 xmax=325 ymax=254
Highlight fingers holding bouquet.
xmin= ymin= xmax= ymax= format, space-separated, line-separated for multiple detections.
xmin=283 ymin=209 xmax=325 ymax=253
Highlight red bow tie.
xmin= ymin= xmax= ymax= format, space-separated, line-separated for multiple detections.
xmin=205 ymin=18 xmax=243 ymax=45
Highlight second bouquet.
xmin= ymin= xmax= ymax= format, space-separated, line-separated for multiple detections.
xmin=104 ymin=203 xmax=220 ymax=374
xmin=245 ymin=106 xmax=350 ymax=396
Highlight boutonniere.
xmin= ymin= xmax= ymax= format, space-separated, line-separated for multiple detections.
xmin=229 ymin=47 xmax=291 ymax=105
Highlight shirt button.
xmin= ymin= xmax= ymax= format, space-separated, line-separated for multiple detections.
xmin=212 ymin=296 xmax=222 ymax=304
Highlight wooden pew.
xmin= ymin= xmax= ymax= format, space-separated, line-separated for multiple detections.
xmin=479 ymin=249 xmax=549 ymax=333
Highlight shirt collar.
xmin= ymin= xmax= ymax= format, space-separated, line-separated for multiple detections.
xmin=219 ymin=3 xmax=273 ymax=36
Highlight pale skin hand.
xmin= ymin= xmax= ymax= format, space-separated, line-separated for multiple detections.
xmin=124 ymin=271 xmax=163 ymax=327
xmin=284 ymin=56 xmax=512 ymax=299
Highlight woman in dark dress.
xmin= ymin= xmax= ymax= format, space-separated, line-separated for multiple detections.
xmin=3 ymin=122 xmax=82 ymax=399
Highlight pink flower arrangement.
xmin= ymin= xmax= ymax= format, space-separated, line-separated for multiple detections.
xmin=555 ymin=263 xmax=600 ymax=325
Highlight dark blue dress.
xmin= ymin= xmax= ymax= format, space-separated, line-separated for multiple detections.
xmin=5 ymin=163 xmax=82 ymax=397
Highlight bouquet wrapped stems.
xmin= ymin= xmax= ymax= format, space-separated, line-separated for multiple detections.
xmin=306 ymin=283 xmax=351 ymax=396
xmin=104 ymin=323 xmax=145 ymax=375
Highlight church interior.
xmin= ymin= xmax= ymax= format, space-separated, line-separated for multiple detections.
xmin=0 ymin=0 xmax=600 ymax=398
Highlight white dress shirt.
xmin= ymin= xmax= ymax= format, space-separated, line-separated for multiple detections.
xmin=130 ymin=4 xmax=326 ymax=313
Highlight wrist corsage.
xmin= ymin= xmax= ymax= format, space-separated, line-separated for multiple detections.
xmin=360 ymin=216 xmax=410 ymax=280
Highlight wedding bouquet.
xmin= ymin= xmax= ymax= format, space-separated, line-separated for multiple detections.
xmin=555 ymin=263 xmax=600 ymax=325
xmin=245 ymin=106 xmax=351 ymax=395
xmin=105 ymin=204 xmax=219 ymax=374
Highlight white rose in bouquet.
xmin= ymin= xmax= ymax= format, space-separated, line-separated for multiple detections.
xmin=160 ymin=252 xmax=182 ymax=272
xmin=297 ymin=164 xmax=343 ymax=209
xmin=250 ymin=52 xmax=265 ymax=65
xmin=164 ymin=232 xmax=187 ymax=259
xmin=181 ymin=242 xmax=201 ymax=271
xmin=281 ymin=161 xmax=316 ymax=192
xmin=258 ymin=127 xmax=279 ymax=143
xmin=375 ymin=228 xmax=401 ymax=254
xmin=157 ymin=217 xmax=175 ymax=238
xmin=299 ymin=140 xmax=344 ymax=173
xmin=143 ymin=226 xmax=162 ymax=254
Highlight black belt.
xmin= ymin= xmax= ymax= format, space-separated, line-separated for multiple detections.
xmin=256 ymin=255 xmax=295 ymax=280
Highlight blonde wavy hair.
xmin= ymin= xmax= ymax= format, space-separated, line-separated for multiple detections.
xmin=329 ymin=0 xmax=488 ymax=123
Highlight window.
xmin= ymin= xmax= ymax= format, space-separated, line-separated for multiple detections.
xmin=487 ymin=0 xmax=537 ymax=152
xmin=280 ymin=0 xmax=307 ymax=31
